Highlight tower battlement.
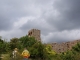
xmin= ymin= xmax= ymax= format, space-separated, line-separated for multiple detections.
xmin=28 ymin=29 xmax=41 ymax=41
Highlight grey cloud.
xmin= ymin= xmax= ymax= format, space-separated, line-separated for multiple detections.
xmin=20 ymin=18 xmax=56 ymax=37
xmin=0 ymin=0 xmax=53 ymax=31
xmin=20 ymin=20 xmax=46 ymax=35
xmin=0 ymin=0 xmax=35 ymax=30
xmin=46 ymin=0 xmax=80 ymax=31
xmin=1 ymin=0 xmax=80 ymax=43
xmin=0 ymin=19 xmax=12 ymax=31
xmin=0 ymin=0 xmax=32 ymax=18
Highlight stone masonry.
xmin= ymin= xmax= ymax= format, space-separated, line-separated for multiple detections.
xmin=28 ymin=29 xmax=80 ymax=53
xmin=28 ymin=29 xmax=41 ymax=41
xmin=50 ymin=40 xmax=80 ymax=53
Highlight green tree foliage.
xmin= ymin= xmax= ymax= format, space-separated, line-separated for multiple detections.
xmin=29 ymin=42 xmax=45 ymax=60
xmin=61 ymin=51 xmax=75 ymax=60
xmin=2 ymin=34 xmax=80 ymax=60
xmin=10 ymin=38 xmax=21 ymax=50
xmin=72 ymin=43 xmax=80 ymax=52
xmin=0 ymin=38 xmax=9 ymax=53
xmin=0 ymin=37 xmax=7 ymax=60
xmin=71 ymin=43 xmax=80 ymax=60
xmin=43 ymin=44 xmax=56 ymax=60
xmin=60 ymin=42 xmax=80 ymax=60
xmin=19 ymin=35 xmax=37 ymax=48
xmin=2 ymin=41 xmax=10 ymax=53
xmin=0 ymin=41 xmax=4 ymax=54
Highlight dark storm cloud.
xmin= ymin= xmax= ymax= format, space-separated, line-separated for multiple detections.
xmin=0 ymin=0 xmax=54 ymax=41
xmin=1 ymin=0 xmax=80 ymax=43
xmin=0 ymin=0 xmax=34 ymax=30
xmin=46 ymin=0 xmax=80 ymax=31
xmin=20 ymin=19 xmax=54 ymax=36
xmin=0 ymin=18 xmax=13 ymax=30
xmin=20 ymin=0 xmax=55 ymax=36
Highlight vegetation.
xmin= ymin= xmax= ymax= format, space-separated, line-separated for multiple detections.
xmin=0 ymin=35 xmax=80 ymax=60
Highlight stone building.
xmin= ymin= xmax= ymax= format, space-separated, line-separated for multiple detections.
xmin=28 ymin=29 xmax=80 ymax=53
xmin=28 ymin=29 xmax=41 ymax=41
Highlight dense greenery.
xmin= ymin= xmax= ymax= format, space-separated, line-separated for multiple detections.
xmin=0 ymin=35 xmax=80 ymax=60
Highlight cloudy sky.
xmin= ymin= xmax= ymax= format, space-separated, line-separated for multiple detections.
xmin=0 ymin=0 xmax=80 ymax=43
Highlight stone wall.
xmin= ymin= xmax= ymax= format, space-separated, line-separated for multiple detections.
xmin=28 ymin=29 xmax=41 ymax=41
xmin=28 ymin=29 xmax=80 ymax=53
xmin=50 ymin=40 xmax=80 ymax=53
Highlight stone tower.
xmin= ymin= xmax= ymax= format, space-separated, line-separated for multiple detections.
xmin=28 ymin=29 xmax=41 ymax=41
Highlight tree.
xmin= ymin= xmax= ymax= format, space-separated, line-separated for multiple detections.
xmin=43 ymin=44 xmax=56 ymax=60
xmin=10 ymin=38 xmax=21 ymax=50
xmin=72 ymin=43 xmax=80 ymax=52
xmin=0 ymin=38 xmax=5 ymax=53
xmin=29 ymin=42 xmax=45 ymax=60
xmin=0 ymin=38 xmax=5 ymax=60
xmin=61 ymin=51 xmax=74 ymax=60
xmin=19 ymin=35 xmax=37 ymax=48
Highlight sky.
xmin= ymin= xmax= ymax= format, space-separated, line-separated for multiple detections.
xmin=0 ymin=0 xmax=80 ymax=43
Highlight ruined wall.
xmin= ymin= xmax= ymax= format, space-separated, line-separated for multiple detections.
xmin=50 ymin=40 xmax=80 ymax=53
xmin=28 ymin=29 xmax=80 ymax=53
xmin=28 ymin=29 xmax=41 ymax=41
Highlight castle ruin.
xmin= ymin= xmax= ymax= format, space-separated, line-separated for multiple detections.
xmin=50 ymin=40 xmax=80 ymax=53
xmin=28 ymin=29 xmax=80 ymax=53
xmin=28 ymin=29 xmax=41 ymax=41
